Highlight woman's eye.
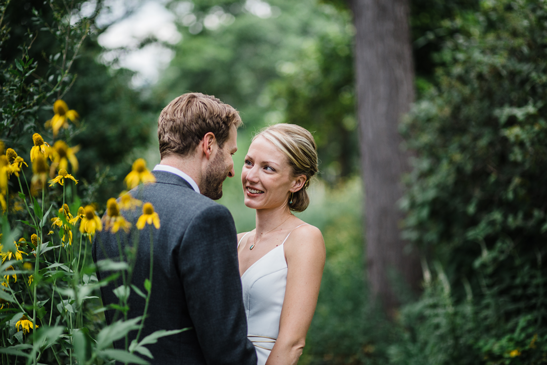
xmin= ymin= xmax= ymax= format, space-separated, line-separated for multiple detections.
xmin=264 ymin=165 xmax=275 ymax=172
xmin=244 ymin=159 xmax=252 ymax=166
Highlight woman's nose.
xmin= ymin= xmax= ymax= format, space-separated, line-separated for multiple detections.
xmin=246 ymin=165 xmax=259 ymax=182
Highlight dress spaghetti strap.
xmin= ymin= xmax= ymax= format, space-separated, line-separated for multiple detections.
xmin=280 ymin=223 xmax=308 ymax=246
xmin=238 ymin=231 xmax=251 ymax=248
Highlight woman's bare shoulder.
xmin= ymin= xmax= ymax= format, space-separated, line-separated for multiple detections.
xmin=286 ymin=223 xmax=325 ymax=253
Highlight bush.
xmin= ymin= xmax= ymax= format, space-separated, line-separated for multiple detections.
xmin=395 ymin=1 xmax=547 ymax=363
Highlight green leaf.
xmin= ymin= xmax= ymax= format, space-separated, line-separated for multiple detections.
xmin=129 ymin=346 xmax=154 ymax=359
xmin=138 ymin=328 xmax=190 ymax=347
xmin=96 ymin=316 xmax=142 ymax=351
xmin=37 ymin=299 xmax=49 ymax=308
xmin=40 ymin=205 xmax=54 ymax=228
xmin=96 ymin=259 xmax=129 ymax=271
xmin=0 ymin=260 xmax=18 ymax=274
xmin=46 ymin=263 xmax=72 ymax=272
xmin=131 ymin=284 xmax=147 ymax=299
xmin=18 ymin=220 xmax=37 ymax=229
xmin=33 ymin=326 xmax=64 ymax=351
xmin=99 ymin=349 xmax=149 ymax=365
xmin=1 ymin=216 xmax=20 ymax=255
xmin=73 ymin=329 xmax=88 ymax=364
xmin=113 ymin=285 xmax=131 ymax=302
xmin=32 ymin=197 xmax=43 ymax=220
xmin=0 ymin=290 xmax=16 ymax=303
xmin=14 ymin=59 xmax=23 ymax=72
xmin=0 ymin=344 xmax=32 ymax=358
xmin=144 ymin=279 xmax=151 ymax=293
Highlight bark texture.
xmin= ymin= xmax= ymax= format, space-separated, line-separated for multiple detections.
xmin=349 ymin=0 xmax=421 ymax=315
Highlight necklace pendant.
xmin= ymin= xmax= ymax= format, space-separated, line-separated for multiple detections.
xmin=249 ymin=244 xmax=255 ymax=250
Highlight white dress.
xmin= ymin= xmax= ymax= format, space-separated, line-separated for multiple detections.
xmin=238 ymin=225 xmax=306 ymax=365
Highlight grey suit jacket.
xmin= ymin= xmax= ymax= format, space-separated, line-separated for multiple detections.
xmin=92 ymin=171 xmax=257 ymax=365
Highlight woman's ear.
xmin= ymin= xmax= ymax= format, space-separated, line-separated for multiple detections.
xmin=290 ymin=175 xmax=307 ymax=193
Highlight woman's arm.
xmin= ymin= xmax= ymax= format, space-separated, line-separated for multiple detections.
xmin=266 ymin=224 xmax=326 ymax=365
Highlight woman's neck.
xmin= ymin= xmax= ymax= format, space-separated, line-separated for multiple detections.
xmin=255 ymin=205 xmax=293 ymax=235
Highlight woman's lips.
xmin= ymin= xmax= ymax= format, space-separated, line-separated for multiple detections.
xmin=246 ymin=186 xmax=264 ymax=195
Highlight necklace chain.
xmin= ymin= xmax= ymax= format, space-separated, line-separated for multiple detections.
xmin=249 ymin=215 xmax=293 ymax=250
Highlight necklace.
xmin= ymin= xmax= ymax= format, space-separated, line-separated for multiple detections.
xmin=250 ymin=215 xmax=293 ymax=250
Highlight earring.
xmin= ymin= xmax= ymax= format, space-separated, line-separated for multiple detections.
xmin=289 ymin=192 xmax=293 ymax=205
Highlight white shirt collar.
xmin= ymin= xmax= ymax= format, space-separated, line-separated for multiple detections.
xmin=153 ymin=164 xmax=200 ymax=193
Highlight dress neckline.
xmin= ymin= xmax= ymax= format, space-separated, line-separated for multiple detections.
xmin=241 ymin=244 xmax=283 ymax=279
xmin=238 ymin=224 xmax=307 ymax=278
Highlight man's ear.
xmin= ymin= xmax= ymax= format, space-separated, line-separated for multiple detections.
xmin=290 ymin=175 xmax=306 ymax=193
xmin=201 ymin=132 xmax=217 ymax=159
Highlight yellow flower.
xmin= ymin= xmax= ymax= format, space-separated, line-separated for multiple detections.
xmin=30 ymin=133 xmax=53 ymax=162
xmin=30 ymin=234 xmax=39 ymax=248
xmin=7 ymin=156 xmax=28 ymax=178
xmin=31 ymin=154 xmax=49 ymax=195
xmin=6 ymin=148 xmax=17 ymax=163
xmin=124 ymin=159 xmax=155 ymax=189
xmin=15 ymin=315 xmax=38 ymax=334
xmin=23 ymin=262 xmax=32 ymax=270
xmin=51 ymin=204 xmax=74 ymax=246
xmin=79 ymin=205 xmax=102 ymax=241
xmin=49 ymin=169 xmax=78 ymax=186
xmin=6 ymin=149 xmax=27 ymax=176
xmin=17 ymin=237 xmax=27 ymax=248
xmin=0 ymin=155 xmax=8 ymax=194
xmin=70 ymin=206 xmax=85 ymax=225
xmin=45 ymin=100 xmax=79 ymax=137
xmin=51 ymin=204 xmax=74 ymax=227
xmin=509 ymin=349 xmax=521 ymax=357
xmin=28 ymin=275 xmax=33 ymax=286
xmin=136 ymin=203 xmax=160 ymax=230
xmin=118 ymin=191 xmax=142 ymax=210
xmin=3 ymin=266 xmax=16 ymax=284
xmin=0 ymin=240 xmax=27 ymax=263
xmin=103 ymin=198 xmax=131 ymax=233
xmin=51 ymin=140 xmax=80 ymax=173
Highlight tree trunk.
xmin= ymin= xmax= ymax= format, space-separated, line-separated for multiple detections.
xmin=349 ymin=0 xmax=421 ymax=316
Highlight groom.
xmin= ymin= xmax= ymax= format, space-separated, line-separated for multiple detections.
xmin=93 ymin=93 xmax=257 ymax=364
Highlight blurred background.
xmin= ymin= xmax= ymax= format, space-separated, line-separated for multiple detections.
xmin=2 ymin=0 xmax=546 ymax=363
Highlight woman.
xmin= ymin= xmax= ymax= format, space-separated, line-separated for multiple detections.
xmin=237 ymin=124 xmax=326 ymax=365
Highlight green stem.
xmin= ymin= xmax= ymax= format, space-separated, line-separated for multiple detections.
xmin=134 ymin=226 xmax=154 ymax=344
xmin=17 ymin=176 xmax=37 ymax=226
xmin=76 ymin=234 xmax=83 ymax=273
xmin=49 ymin=246 xmax=62 ymax=326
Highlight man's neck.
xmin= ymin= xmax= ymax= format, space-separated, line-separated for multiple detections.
xmin=160 ymin=155 xmax=202 ymax=188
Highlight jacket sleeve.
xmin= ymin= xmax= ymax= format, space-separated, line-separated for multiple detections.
xmin=178 ymin=204 xmax=257 ymax=365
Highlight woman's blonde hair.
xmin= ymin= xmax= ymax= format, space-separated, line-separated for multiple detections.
xmin=254 ymin=124 xmax=318 ymax=212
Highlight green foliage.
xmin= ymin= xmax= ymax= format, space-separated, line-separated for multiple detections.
xmin=0 ymin=1 xmax=180 ymax=363
xmin=296 ymin=179 xmax=396 ymax=365
xmin=0 ymin=0 xmax=155 ymax=206
xmin=396 ymin=0 xmax=547 ymax=363
xmin=267 ymin=7 xmax=357 ymax=181
xmin=157 ymin=0 xmax=357 ymax=182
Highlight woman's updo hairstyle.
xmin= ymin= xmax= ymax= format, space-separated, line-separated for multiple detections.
xmin=254 ymin=123 xmax=318 ymax=212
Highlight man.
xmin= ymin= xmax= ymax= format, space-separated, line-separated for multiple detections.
xmin=93 ymin=93 xmax=257 ymax=364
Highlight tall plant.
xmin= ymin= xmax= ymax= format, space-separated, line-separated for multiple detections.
xmin=0 ymin=1 xmax=183 ymax=363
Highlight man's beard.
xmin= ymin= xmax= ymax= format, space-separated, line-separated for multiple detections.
xmin=201 ymin=150 xmax=228 ymax=200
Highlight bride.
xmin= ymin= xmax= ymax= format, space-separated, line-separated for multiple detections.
xmin=237 ymin=124 xmax=326 ymax=365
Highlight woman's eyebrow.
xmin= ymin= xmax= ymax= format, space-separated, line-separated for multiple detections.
xmin=261 ymin=160 xmax=280 ymax=166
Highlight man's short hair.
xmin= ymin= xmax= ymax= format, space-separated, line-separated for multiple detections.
xmin=158 ymin=93 xmax=242 ymax=159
